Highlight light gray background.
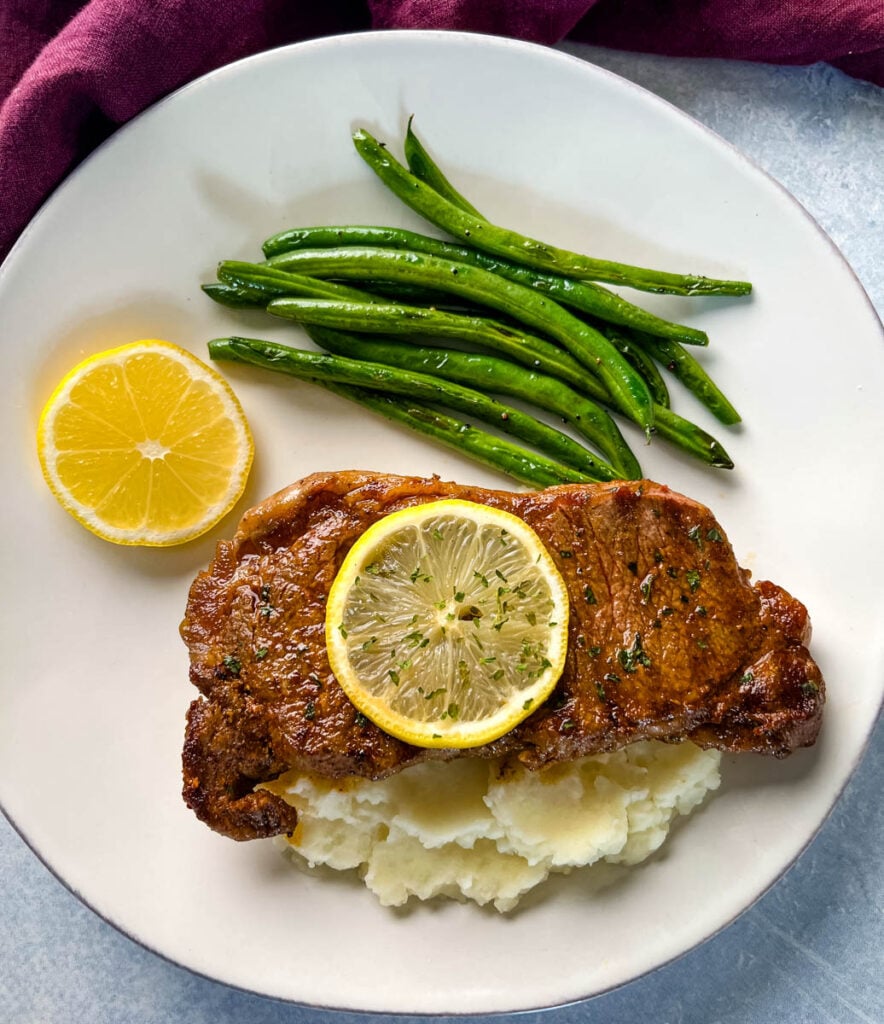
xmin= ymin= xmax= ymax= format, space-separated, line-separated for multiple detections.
xmin=2 ymin=40 xmax=882 ymax=1024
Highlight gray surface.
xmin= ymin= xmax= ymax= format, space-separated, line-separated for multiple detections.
xmin=2 ymin=41 xmax=883 ymax=1024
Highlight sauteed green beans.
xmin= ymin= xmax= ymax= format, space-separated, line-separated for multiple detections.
xmin=352 ymin=127 xmax=752 ymax=298
xmin=261 ymin=225 xmax=710 ymax=347
xmin=305 ymin=325 xmax=641 ymax=479
xmin=208 ymin=337 xmax=619 ymax=481
xmin=322 ymin=386 xmax=591 ymax=489
xmin=265 ymin=245 xmax=656 ymax=435
xmin=201 ymin=118 xmax=748 ymax=485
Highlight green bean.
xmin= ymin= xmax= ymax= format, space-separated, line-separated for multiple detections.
xmin=652 ymin=405 xmax=734 ymax=468
xmin=352 ymin=128 xmax=752 ymax=298
xmin=633 ymin=332 xmax=741 ymax=425
xmin=342 ymin=280 xmax=476 ymax=309
xmin=598 ymin=324 xmax=671 ymax=408
xmin=317 ymin=384 xmax=590 ymax=489
xmin=201 ymin=282 xmax=266 ymax=308
xmin=306 ymin=325 xmax=642 ymax=479
xmin=218 ymin=259 xmax=490 ymax=314
xmin=216 ymin=261 xmax=381 ymax=305
xmin=403 ymin=116 xmax=484 ymax=218
xmin=261 ymin=225 xmax=709 ymax=346
xmin=265 ymin=245 xmax=655 ymax=434
xmin=208 ymin=336 xmax=617 ymax=481
xmin=263 ymin=226 xmax=408 ymax=257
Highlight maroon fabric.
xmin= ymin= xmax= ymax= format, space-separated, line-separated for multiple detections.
xmin=1 ymin=1 xmax=882 ymax=262
xmin=571 ymin=0 xmax=884 ymax=78
xmin=0 ymin=0 xmax=369 ymax=259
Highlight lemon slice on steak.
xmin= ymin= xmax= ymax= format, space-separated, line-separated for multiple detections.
xmin=325 ymin=499 xmax=570 ymax=748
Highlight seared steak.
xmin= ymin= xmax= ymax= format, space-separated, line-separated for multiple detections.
xmin=181 ymin=472 xmax=824 ymax=841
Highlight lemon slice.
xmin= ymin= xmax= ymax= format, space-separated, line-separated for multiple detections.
xmin=325 ymin=499 xmax=570 ymax=748
xmin=37 ymin=339 xmax=253 ymax=546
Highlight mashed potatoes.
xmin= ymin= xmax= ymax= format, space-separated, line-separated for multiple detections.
xmin=262 ymin=740 xmax=720 ymax=911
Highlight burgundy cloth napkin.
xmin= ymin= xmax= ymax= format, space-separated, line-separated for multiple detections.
xmin=2 ymin=0 xmax=882 ymax=262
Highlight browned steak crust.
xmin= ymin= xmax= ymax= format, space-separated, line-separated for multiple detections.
xmin=181 ymin=472 xmax=825 ymax=840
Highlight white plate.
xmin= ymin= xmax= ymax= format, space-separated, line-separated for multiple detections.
xmin=1 ymin=31 xmax=882 ymax=1015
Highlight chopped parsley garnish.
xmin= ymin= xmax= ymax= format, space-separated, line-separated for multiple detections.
xmin=617 ymin=633 xmax=651 ymax=673
xmin=258 ymin=582 xmax=276 ymax=618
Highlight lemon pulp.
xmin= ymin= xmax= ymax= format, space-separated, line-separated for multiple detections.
xmin=37 ymin=339 xmax=253 ymax=546
xmin=325 ymin=499 xmax=570 ymax=748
